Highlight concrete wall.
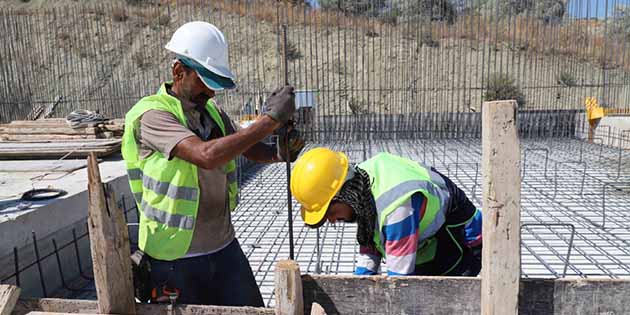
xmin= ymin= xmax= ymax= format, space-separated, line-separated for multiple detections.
xmin=0 ymin=159 xmax=132 ymax=298
xmin=577 ymin=115 xmax=630 ymax=149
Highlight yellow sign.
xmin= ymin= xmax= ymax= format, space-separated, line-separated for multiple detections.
xmin=585 ymin=97 xmax=604 ymax=121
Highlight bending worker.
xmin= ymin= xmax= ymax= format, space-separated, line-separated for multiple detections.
xmin=291 ymin=148 xmax=482 ymax=276
xmin=122 ymin=21 xmax=304 ymax=306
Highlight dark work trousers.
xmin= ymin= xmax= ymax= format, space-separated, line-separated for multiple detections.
xmin=148 ymin=238 xmax=264 ymax=306
xmin=414 ymin=168 xmax=482 ymax=276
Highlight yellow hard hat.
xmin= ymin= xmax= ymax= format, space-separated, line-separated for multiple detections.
xmin=290 ymin=147 xmax=349 ymax=226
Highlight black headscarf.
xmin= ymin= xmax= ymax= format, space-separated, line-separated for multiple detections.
xmin=331 ymin=167 xmax=378 ymax=250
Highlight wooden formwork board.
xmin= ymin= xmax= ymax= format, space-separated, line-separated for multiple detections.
xmin=0 ymin=285 xmax=20 ymax=315
xmin=12 ymin=299 xmax=274 ymax=315
xmin=0 ymin=140 xmax=121 ymax=159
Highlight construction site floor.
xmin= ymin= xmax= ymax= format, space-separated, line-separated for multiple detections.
xmin=29 ymin=139 xmax=630 ymax=306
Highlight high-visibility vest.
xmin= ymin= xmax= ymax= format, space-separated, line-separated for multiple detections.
xmin=121 ymin=83 xmax=238 ymax=260
xmin=358 ymin=153 xmax=452 ymax=267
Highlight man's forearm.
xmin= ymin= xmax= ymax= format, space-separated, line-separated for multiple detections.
xmin=201 ymin=115 xmax=279 ymax=166
xmin=173 ymin=115 xmax=280 ymax=170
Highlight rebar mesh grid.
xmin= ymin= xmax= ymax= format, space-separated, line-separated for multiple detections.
xmin=2 ymin=137 xmax=628 ymax=306
xmin=234 ymin=138 xmax=630 ymax=306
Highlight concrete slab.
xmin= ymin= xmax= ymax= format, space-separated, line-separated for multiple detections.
xmin=0 ymin=154 xmax=131 ymax=297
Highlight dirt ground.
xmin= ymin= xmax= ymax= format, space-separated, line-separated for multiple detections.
xmin=0 ymin=0 xmax=626 ymax=121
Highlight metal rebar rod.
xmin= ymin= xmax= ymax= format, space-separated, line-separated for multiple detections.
xmin=32 ymin=231 xmax=47 ymax=297
xmin=282 ymin=24 xmax=295 ymax=261
xmin=521 ymin=223 xmax=576 ymax=278
xmin=13 ymin=247 xmax=20 ymax=287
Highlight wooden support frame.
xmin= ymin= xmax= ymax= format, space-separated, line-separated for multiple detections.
xmin=12 ymin=299 xmax=273 ymax=315
xmin=10 ymin=276 xmax=630 ymax=314
xmin=301 ymin=275 xmax=630 ymax=315
xmin=481 ymin=101 xmax=521 ymax=315
xmin=87 ymin=153 xmax=135 ymax=314
xmin=275 ymin=260 xmax=303 ymax=315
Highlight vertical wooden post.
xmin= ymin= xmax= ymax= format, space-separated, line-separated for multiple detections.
xmin=481 ymin=101 xmax=521 ymax=315
xmin=87 ymin=153 xmax=136 ymax=314
xmin=0 ymin=285 xmax=20 ymax=315
xmin=275 ymin=260 xmax=304 ymax=315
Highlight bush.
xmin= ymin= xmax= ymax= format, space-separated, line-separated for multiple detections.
xmin=612 ymin=5 xmax=630 ymax=42
xmin=411 ymin=0 xmax=457 ymax=24
xmin=286 ymin=41 xmax=302 ymax=61
xmin=483 ymin=72 xmax=525 ymax=107
xmin=556 ymin=71 xmax=577 ymax=87
xmin=112 ymin=8 xmax=128 ymax=22
xmin=535 ymin=0 xmax=565 ymax=24
xmin=347 ymin=97 xmax=366 ymax=114
xmin=478 ymin=0 xmax=564 ymax=23
xmin=320 ymin=0 xmax=386 ymax=17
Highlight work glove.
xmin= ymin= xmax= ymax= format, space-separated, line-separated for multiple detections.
xmin=264 ymin=86 xmax=296 ymax=125
xmin=276 ymin=125 xmax=305 ymax=162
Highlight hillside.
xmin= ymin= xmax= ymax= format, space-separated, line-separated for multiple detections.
xmin=0 ymin=0 xmax=627 ymax=122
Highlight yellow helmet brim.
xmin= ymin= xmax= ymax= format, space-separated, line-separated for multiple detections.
xmin=293 ymin=149 xmax=349 ymax=228
xmin=301 ymin=198 xmax=333 ymax=227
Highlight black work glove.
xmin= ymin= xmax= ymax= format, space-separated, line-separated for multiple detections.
xmin=276 ymin=125 xmax=305 ymax=162
xmin=264 ymin=86 xmax=296 ymax=125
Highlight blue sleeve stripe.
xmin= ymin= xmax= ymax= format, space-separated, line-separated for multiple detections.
xmin=382 ymin=196 xmax=422 ymax=241
xmin=383 ymin=215 xmax=417 ymax=241
xmin=410 ymin=192 xmax=424 ymax=213
xmin=355 ymin=267 xmax=378 ymax=275
xmin=387 ymin=270 xmax=412 ymax=276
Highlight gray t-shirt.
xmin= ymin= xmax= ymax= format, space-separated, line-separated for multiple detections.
xmin=136 ymin=94 xmax=237 ymax=256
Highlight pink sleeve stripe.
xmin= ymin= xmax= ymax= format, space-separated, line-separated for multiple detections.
xmin=385 ymin=232 xmax=419 ymax=257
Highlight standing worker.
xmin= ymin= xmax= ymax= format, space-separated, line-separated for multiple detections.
xmin=291 ymin=148 xmax=482 ymax=276
xmin=122 ymin=21 xmax=304 ymax=306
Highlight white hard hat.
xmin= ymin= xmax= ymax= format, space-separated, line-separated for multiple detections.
xmin=165 ymin=21 xmax=236 ymax=90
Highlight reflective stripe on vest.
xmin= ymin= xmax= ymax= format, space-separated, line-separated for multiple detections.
xmin=374 ymin=178 xmax=448 ymax=243
xmin=140 ymin=200 xmax=195 ymax=230
xmin=142 ymin=174 xmax=198 ymax=201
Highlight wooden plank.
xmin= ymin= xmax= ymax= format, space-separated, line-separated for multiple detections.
xmin=301 ymin=276 xmax=553 ymax=315
xmin=0 ymin=150 xmax=119 ymax=160
xmin=302 ymin=275 xmax=480 ymax=315
xmin=0 ymin=140 xmax=121 ymax=149
xmin=0 ymin=285 xmax=20 ymax=315
xmin=12 ymin=298 xmax=274 ymax=315
xmin=1 ymin=135 xmax=99 ymax=141
xmin=26 ymin=312 xmax=103 ymax=315
xmin=275 ymin=260 xmax=303 ymax=315
xmin=309 ymin=303 xmax=325 ymax=315
xmin=0 ymin=140 xmax=121 ymax=159
xmin=0 ymin=127 xmax=98 ymax=135
xmin=554 ymin=279 xmax=630 ymax=315
xmin=0 ymin=160 xmax=87 ymax=172
xmin=87 ymin=153 xmax=136 ymax=315
xmin=481 ymin=100 xmax=521 ymax=315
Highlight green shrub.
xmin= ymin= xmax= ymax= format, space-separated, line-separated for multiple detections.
xmin=112 ymin=8 xmax=128 ymax=22
xmin=286 ymin=41 xmax=302 ymax=61
xmin=319 ymin=0 xmax=386 ymax=17
xmin=612 ymin=5 xmax=630 ymax=42
xmin=483 ymin=72 xmax=525 ymax=107
xmin=556 ymin=71 xmax=577 ymax=87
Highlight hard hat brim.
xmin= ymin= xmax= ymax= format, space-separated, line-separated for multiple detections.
xmin=300 ymin=151 xmax=349 ymax=228
xmin=301 ymin=198 xmax=333 ymax=228
xmin=177 ymin=56 xmax=236 ymax=91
